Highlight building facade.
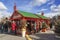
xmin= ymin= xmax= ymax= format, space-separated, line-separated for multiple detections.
xmin=10 ymin=4 xmax=49 ymax=34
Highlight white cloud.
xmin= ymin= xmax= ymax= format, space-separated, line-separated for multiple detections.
xmin=0 ymin=2 xmax=7 ymax=10
xmin=44 ymin=12 xmax=57 ymax=18
xmin=58 ymin=5 xmax=60 ymax=10
xmin=18 ymin=0 xmax=49 ymax=11
xmin=44 ymin=12 xmax=60 ymax=18
xmin=50 ymin=5 xmax=60 ymax=12
xmin=50 ymin=5 xmax=57 ymax=12
xmin=37 ymin=0 xmax=48 ymax=3
xmin=18 ymin=4 xmax=33 ymax=11
xmin=0 ymin=11 xmax=11 ymax=21
xmin=58 ymin=5 xmax=60 ymax=8
xmin=41 ymin=5 xmax=60 ymax=18
xmin=37 ymin=5 xmax=60 ymax=18
xmin=36 ymin=0 xmax=60 ymax=18
xmin=30 ymin=0 xmax=49 ymax=6
xmin=40 ymin=9 xmax=48 ymax=11
xmin=2 ymin=11 xmax=11 ymax=17
xmin=37 ymin=12 xmax=60 ymax=18
xmin=0 ymin=2 xmax=11 ymax=19
xmin=18 ymin=0 xmax=56 ymax=13
xmin=43 ymin=5 xmax=60 ymax=18
xmin=0 ymin=11 xmax=11 ymax=18
xmin=50 ymin=5 xmax=56 ymax=9
xmin=48 ymin=0 xmax=55 ymax=4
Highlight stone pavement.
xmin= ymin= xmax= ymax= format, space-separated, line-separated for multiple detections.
xmin=0 ymin=34 xmax=26 ymax=40
xmin=0 ymin=30 xmax=60 ymax=40
xmin=29 ymin=30 xmax=60 ymax=40
xmin=40 ymin=30 xmax=55 ymax=34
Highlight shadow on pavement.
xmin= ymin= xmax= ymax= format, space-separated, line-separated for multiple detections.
xmin=30 ymin=33 xmax=60 ymax=40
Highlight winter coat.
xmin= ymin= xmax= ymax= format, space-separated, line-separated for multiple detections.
xmin=11 ymin=22 xmax=16 ymax=31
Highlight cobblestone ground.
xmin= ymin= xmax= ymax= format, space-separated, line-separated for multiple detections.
xmin=0 ymin=34 xmax=26 ymax=40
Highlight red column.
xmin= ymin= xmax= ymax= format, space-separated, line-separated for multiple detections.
xmin=22 ymin=18 xmax=26 ymax=21
xmin=36 ymin=20 xmax=39 ymax=32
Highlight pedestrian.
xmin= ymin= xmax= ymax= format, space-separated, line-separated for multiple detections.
xmin=5 ymin=18 xmax=11 ymax=33
xmin=11 ymin=21 xmax=16 ymax=35
xmin=3 ymin=21 xmax=8 ymax=33
xmin=6 ymin=20 xmax=11 ymax=34
xmin=0 ymin=22 xmax=4 ymax=33
xmin=0 ymin=23 xmax=1 ymax=33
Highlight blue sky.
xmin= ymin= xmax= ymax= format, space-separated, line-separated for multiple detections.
xmin=0 ymin=0 xmax=60 ymax=18
xmin=0 ymin=0 xmax=60 ymax=13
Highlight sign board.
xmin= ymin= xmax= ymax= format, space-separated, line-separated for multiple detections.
xmin=13 ymin=14 xmax=22 ymax=18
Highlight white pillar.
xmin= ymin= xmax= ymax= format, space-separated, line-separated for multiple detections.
xmin=22 ymin=28 xmax=26 ymax=37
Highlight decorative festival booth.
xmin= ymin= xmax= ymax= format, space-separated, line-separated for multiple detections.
xmin=10 ymin=4 xmax=49 ymax=35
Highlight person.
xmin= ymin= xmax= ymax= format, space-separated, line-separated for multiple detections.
xmin=11 ymin=21 xmax=16 ymax=35
xmin=0 ymin=22 xmax=4 ymax=33
xmin=0 ymin=23 xmax=1 ymax=32
xmin=6 ymin=20 xmax=11 ymax=33
xmin=3 ymin=21 xmax=8 ymax=33
xmin=31 ymin=24 xmax=35 ymax=34
xmin=5 ymin=18 xmax=11 ymax=33
xmin=50 ymin=22 xmax=52 ymax=29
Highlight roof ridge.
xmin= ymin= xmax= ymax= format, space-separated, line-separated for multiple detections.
xmin=18 ymin=10 xmax=35 ymax=14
